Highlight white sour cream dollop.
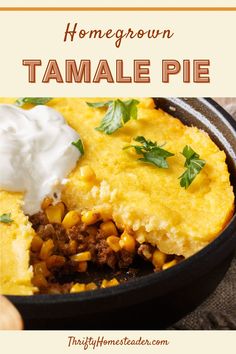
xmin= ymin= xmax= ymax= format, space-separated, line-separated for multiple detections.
xmin=0 ymin=104 xmax=81 ymax=215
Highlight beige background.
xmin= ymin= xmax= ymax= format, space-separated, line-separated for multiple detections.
xmin=0 ymin=9 xmax=235 ymax=96
xmin=0 ymin=330 xmax=236 ymax=353
xmin=1 ymin=1 xmax=236 ymax=7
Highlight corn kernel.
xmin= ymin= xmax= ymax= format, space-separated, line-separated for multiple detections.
xmin=71 ymin=251 xmax=92 ymax=262
xmin=39 ymin=239 xmax=54 ymax=260
xmin=33 ymin=261 xmax=51 ymax=277
xmin=41 ymin=197 xmax=53 ymax=210
xmin=86 ymin=282 xmax=98 ymax=291
xmin=70 ymin=283 xmax=86 ymax=293
xmin=100 ymin=221 xmax=118 ymax=237
xmin=32 ymin=274 xmax=48 ymax=288
xmin=62 ymin=210 xmax=80 ymax=229
xmin=67 ymin=239 xmax=78 ymax=255
xmin=108 ymin=278 xmax=119 ymax=287
xmin=106 ymin=236 xmax=121 ymax=252
xmin=119 ymin=231 xmax=136 ymax=253
xmin=101 ymin=278 xmax=119 ymax=288
xmin=46 ymin=255 xmax=66 ymax=269
xmin=80 ymin=165 xmax=96 ymax=181
xmin=76 ymin=261 xmax=88 ymax=272
xmin=108 ymin=278 xmax=120 ymax=286
xmin=152 ymin=249 xmax=167 ymax=269
xmin=162 ymin=259 xmax=178 ymax=271
xmin=31 ymin=235 xmax=43 ymax=252
xmin=81 ymin=211 xmax=100 ymax=225
xmin=56 ymin=202 xmax=66 ymax=218
xmin=138 ymin=245 xmax=153 ymax=260
xmin=45 ymin=205 xmax=63 ymax=224
xmin=101 ymin=279 xmax=108 ymax=288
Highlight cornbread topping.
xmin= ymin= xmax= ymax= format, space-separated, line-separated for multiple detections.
xmin=0 ymin=104 xmax=81 ymax=215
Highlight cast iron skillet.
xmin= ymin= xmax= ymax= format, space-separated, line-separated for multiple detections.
xmin=8 ymin=98 xmax=236 ymax=330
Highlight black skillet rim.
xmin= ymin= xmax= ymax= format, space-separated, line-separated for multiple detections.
xmin=9 ymin=97 xmax=236 ymax=306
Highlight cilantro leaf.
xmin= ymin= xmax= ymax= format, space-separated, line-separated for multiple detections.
xmin=124 ymin=136 xmax=174 ymax=169
xmin=95 ymin=100 xmax=124 ymax=134
xmin=87 ymin=99 xmax=139 ymax=134
xmin=15 ymin=97 xmax=52 ymax=107
xmin=86 ymin=101 xmax=112 ymax=108
xmin=0 ymin=213 xmax=13 ymax=224
xmin=72 ymin=138 xmax=84 ymax=155
xmin=179 ymin=145 xmax=206 ymax=189
xmin=121 ymin=99 xmax=139 ymax=123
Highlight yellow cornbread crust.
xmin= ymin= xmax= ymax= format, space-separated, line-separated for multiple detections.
xmin=60 ymin=98 xmax=234 ymax=257
xmin=0 ymin=191 xmax=35 ymax=295
xmin=0 ymin=97 xmax=234 ymax=295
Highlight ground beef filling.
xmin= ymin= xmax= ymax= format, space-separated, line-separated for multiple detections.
xmin=29 ymin=202 xmax=182 ymax=294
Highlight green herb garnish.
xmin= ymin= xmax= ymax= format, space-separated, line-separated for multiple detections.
xmin=86 ymin=101 xmax=112 ymax=108
xmin=179 ymin=145 xmax=206 ymax=189
xmin=124 ymin=136 xmax=174 ymax=169
xmin=15 ymin=97 xmax=52 ymax=107
xmin=87 ymin=99 xmax=139 ymax=134
xmin=0 ymin=213 xmax=13 ymax=224
xmin=72 ymin=138 xmax=84 ymax=155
